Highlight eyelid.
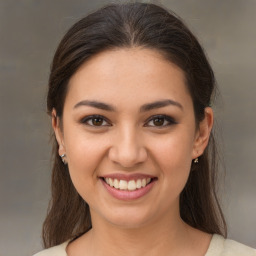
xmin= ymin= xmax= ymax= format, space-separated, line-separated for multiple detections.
xmin=80 ymin=114 xmax=177 ymax=128
xmin=144 ymin=114 xmax=177 ymax=127
xmin=80 ymin=115 xmax=112 ymax=127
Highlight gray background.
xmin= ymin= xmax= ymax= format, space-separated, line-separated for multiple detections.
xmin=0 ymin=0 xmax=255 ymax=255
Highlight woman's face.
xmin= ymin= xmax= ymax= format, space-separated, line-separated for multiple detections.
xmin=53 ymin=48 xmax=212 ymax=228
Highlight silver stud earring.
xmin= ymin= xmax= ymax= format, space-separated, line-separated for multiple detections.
xmin=60 ymin=154 xmax=67 ymax=164
xmin=194 ymin=157 xmax=199 ymax=164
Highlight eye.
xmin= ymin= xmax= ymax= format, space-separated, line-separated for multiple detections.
xmin=81 ymin=115 xmax=111 ymax=127
xmin=145 ymin=115 xmax=177 ymax=127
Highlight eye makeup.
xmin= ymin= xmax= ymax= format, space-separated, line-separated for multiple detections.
xmin=80 ymin=114 xmax=178 ymax=128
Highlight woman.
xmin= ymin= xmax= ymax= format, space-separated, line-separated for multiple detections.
xmin=34 ymin=2 xmax=255 ymax=256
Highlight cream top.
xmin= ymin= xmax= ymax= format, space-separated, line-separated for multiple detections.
xmin=33 ymin=234 xmax=256 ymax=256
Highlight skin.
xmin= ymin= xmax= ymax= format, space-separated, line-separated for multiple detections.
xmin=53 ymin=48 xmax=213 ymax=256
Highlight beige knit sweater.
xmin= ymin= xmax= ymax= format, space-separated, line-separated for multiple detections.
xmin=34 ymin=234 xmax=256 ymax=256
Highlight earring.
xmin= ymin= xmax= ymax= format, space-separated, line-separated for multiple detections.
xmin=60 ymin=154 xmax=67 ymax=164
xmin=194 ymin=157 xmax=199 ymax=164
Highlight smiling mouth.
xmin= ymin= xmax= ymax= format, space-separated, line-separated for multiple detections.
xmin=101 ymin=177 xmax=157 ymax=191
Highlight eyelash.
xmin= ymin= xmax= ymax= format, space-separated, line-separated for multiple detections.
xmin=80 ymin=114 xmax=177 ymax=128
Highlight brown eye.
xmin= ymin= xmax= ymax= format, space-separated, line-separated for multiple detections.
xmin=81 ymin=115 xmax=110 ymax=127
xmin=146 ymin=115 xmax=177 ymax=127
xmin=92 ymin=117 xmax=104 ymax=126
xmin=152 ymin=117 xmax=165 ymax=126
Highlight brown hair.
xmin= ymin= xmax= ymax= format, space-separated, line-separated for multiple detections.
xmin=43 ymin=2 xmax=227 ymax=248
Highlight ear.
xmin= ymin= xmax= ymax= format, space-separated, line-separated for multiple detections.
xmin=52 ymin=109 xmax=66 ymax=156
xmin=192 ymin=107 xmax=213 ymax=159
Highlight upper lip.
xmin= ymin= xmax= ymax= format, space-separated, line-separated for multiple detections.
xmin=100 ymin=173 xmax=157 ymax=181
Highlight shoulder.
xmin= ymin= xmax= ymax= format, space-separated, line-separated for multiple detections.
xmin=206 ymin=234 xmax=256 ymax=256
xmin=33 ymin=241 xmax=69 ymax=256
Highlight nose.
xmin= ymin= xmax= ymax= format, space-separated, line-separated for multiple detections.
xmin=108 ymin=125 xmax=148 ymax=168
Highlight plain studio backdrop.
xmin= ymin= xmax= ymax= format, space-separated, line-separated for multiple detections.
xmin=0 ymin=1 xmax=255 ymax=256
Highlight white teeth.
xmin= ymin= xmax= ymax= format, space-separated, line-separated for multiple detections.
xmin=119 ymin=180 xmax=128 ymax=190
xmin=104 ymin=177 xmax=152 ymax=190
xmin=128 ymin=180 xmax=136 ymax=191
xmin=136 ymin=179 xmax=142 ymax=189
xmin=114 ymin=179 xmax=119 ymax=189
xmin=109 ymin=178 xmax=114 ymax=187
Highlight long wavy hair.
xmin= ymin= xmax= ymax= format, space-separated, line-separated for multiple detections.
xmin=43 ymin=2 xmax=227 ymax=248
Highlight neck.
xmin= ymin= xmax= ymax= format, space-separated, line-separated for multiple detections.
xmin=80 ymin=210 xmax=198 ymax=256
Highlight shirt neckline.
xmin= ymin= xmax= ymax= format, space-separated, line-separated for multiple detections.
xmin=62 ymin=234 xmax=224 ymax=256
xmin=205 ymin=234 xmax=224 ymax=256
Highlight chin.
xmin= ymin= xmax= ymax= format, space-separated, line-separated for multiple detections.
xmin=97 ymin=206 xmax=155 ymax=229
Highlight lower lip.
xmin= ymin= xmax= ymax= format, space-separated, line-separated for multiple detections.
xmin=101 ymin=179 xmax=156 ymax=201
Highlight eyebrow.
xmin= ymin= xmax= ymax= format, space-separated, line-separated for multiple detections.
xmin=73 ymin=99 xmax=183 ymax=112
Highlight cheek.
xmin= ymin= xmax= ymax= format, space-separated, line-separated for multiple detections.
xmin=150 ymin=130 xmax=194 ymax=187
xmin=64 ymin=130 xmax=107 ymax=190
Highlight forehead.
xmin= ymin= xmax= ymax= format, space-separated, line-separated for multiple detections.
xmin=66 ymin=47 xmax=192 ymax=110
